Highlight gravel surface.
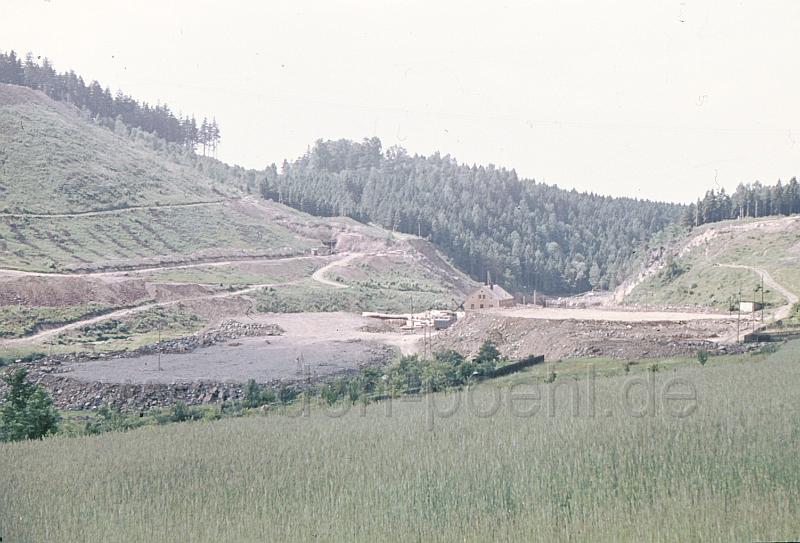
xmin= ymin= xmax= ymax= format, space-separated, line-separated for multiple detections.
xmin=64 ymin=336 xmax=394 ymax=384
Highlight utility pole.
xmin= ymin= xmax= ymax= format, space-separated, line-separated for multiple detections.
xmin=761 ymin=274 xmax=765 ymax=323
xmin=157 ymin=328 xmax=162 ymax=371
xmin=736 ymin=286 xmax=741 ymax=343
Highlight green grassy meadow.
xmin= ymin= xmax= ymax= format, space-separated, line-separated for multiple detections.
xmin=2 ymin=342 xmax=799 ymax=542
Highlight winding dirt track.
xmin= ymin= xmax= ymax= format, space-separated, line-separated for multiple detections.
xmin=0 ymin=254 xmax=327 ymax=279
xmin=310 ymin=253 xmax=360 ymax=288
xmin=0 ymin=200 xmax=227 ymax=219
xmin=0 ymin=280 xmax=291 ymax=347
xmin=0 ymin=252 xmax=366 ymax=347
xmin=718 ymin=264 xmax=799 ymax=320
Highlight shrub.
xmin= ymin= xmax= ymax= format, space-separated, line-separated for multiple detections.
xmin=321 ymin=384 xmax=339 ymax=406
xmin=260 ymin=388 xmax=277 ymax=405
xmin=758 ymin=343 xmax=779 ymax=355
xmin=243 ymin=379 xmax=277 ymax=408
xmin=697 ymin=350 xmax=709 ymax=366
xmin=84 ymin=405 xmax=143 ymax=434
xmin=474 ymin=340 xmax=502 ymax=376
xmin=0 ymin=367 xmax=60 ymax=442
xmin=278 ymin=385 xmax=300 ymax=405
xmin=347 ymin=380 xmax=360 ymax=404
xmin=170 ymin=401 xmax=202 ymax=423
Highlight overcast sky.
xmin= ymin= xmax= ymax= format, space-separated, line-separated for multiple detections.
xmin=2 ymin=1 xmax=799 ymax=203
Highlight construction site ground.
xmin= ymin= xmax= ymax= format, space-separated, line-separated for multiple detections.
xmin=4 ymin=206 xmax=795 ymax=393
xmin=59 ymin=312 xmax=420 ymax=384
xmin=434 ymin=308 xmax=754 ymax=361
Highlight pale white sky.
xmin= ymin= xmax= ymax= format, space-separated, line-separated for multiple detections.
xmin=2 ymin=1 xmax=799 ymax=203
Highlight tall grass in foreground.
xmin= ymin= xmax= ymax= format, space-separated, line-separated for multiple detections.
xmin=2 ymin=344 xmax=800 ymax=542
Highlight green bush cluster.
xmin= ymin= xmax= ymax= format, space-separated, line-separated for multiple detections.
xmin=243 ymin=379 xmax=278 ymax=408
xmin=84 ymin=405 xmax=146 ymax=434
xmin=60 ymin=307 xmax=204 ymax=344
xmin=319 ymin=341 xmax=503 ymax=404
xmin=0 ymin=367 xmax=60 ymax=442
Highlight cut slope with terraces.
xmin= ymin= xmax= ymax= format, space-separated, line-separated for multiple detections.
xmin=0 ymin=83 xmax=476 ymax=352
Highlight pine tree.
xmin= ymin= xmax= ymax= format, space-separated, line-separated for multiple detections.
xmin=199 ymin=117 xmax=210 ymax=156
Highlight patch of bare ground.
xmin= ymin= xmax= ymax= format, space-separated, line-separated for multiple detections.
xmin=60 ymin=337 xmax=394 ymax=385
xmin=47 ymin=313 xmax=416 ymax=388
xmin=0 ymin=275 xmax=219 ymax=307
xmin=175 ymin=296 xmax=256 ymax=323
xmin=434 ymin=312 xmax=744 ymax=361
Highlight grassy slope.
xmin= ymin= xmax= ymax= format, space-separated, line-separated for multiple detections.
xmin=0 ymin=82 xmax=475 ymax=353
xmin=0 ymin=303 xmax=116 ymax=339
xmin=0 ymin=84 xmax=325 ymax=272
xmin=0 ymin=84 xmax=241 ymax=214
xmin=626 ymin=216 xmax=800 ymax=310
xmin=1 ymin=342 xmax=798 ymax=542
xmin=0 ymin=204 xmax=317 ymax=271
xmin=140 ymin=258 xmax=324 ymax=286
xmin=253 ymin=278 xmax=456 ymax=314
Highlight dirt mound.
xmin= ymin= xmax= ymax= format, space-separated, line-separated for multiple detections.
xmin=145 ymin=282 xmax=218 ymax=302
xmin=177 ymin=296 xmax=256 ymax=322
xmin=435 ymin=312 xmax=738 ymax=361
xmin=0 ymin=276 xmax=150 ymax=307
xmin=0 ymin=275 xmax=220 ymax=307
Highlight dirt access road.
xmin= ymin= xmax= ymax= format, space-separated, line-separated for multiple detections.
xmin=0 ymin=252 xmax=365 ymax=347
xmin=0 ymin=199 xmax=227 ymax=219
xmin=485 ymin=306 xmax=732 ymax=322
xmin=0 ymin=254 xmax=329 ymax=279
xmin=718 ymin=264 xmax=799 ymax=321
xmin=310 ymin=253 xmax=360 ymax=288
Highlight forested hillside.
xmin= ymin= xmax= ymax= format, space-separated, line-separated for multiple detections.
xmin=685 ymin=179 xmax=800 ymax=227
xmin=260 ymin=139 xmax=685 ymax=293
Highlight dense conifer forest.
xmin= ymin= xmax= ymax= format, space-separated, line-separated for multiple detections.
xmin=260 ymin=139 xmax=686 ymax=293
xmin=685 ymin=180 xmax=800 ymax=227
